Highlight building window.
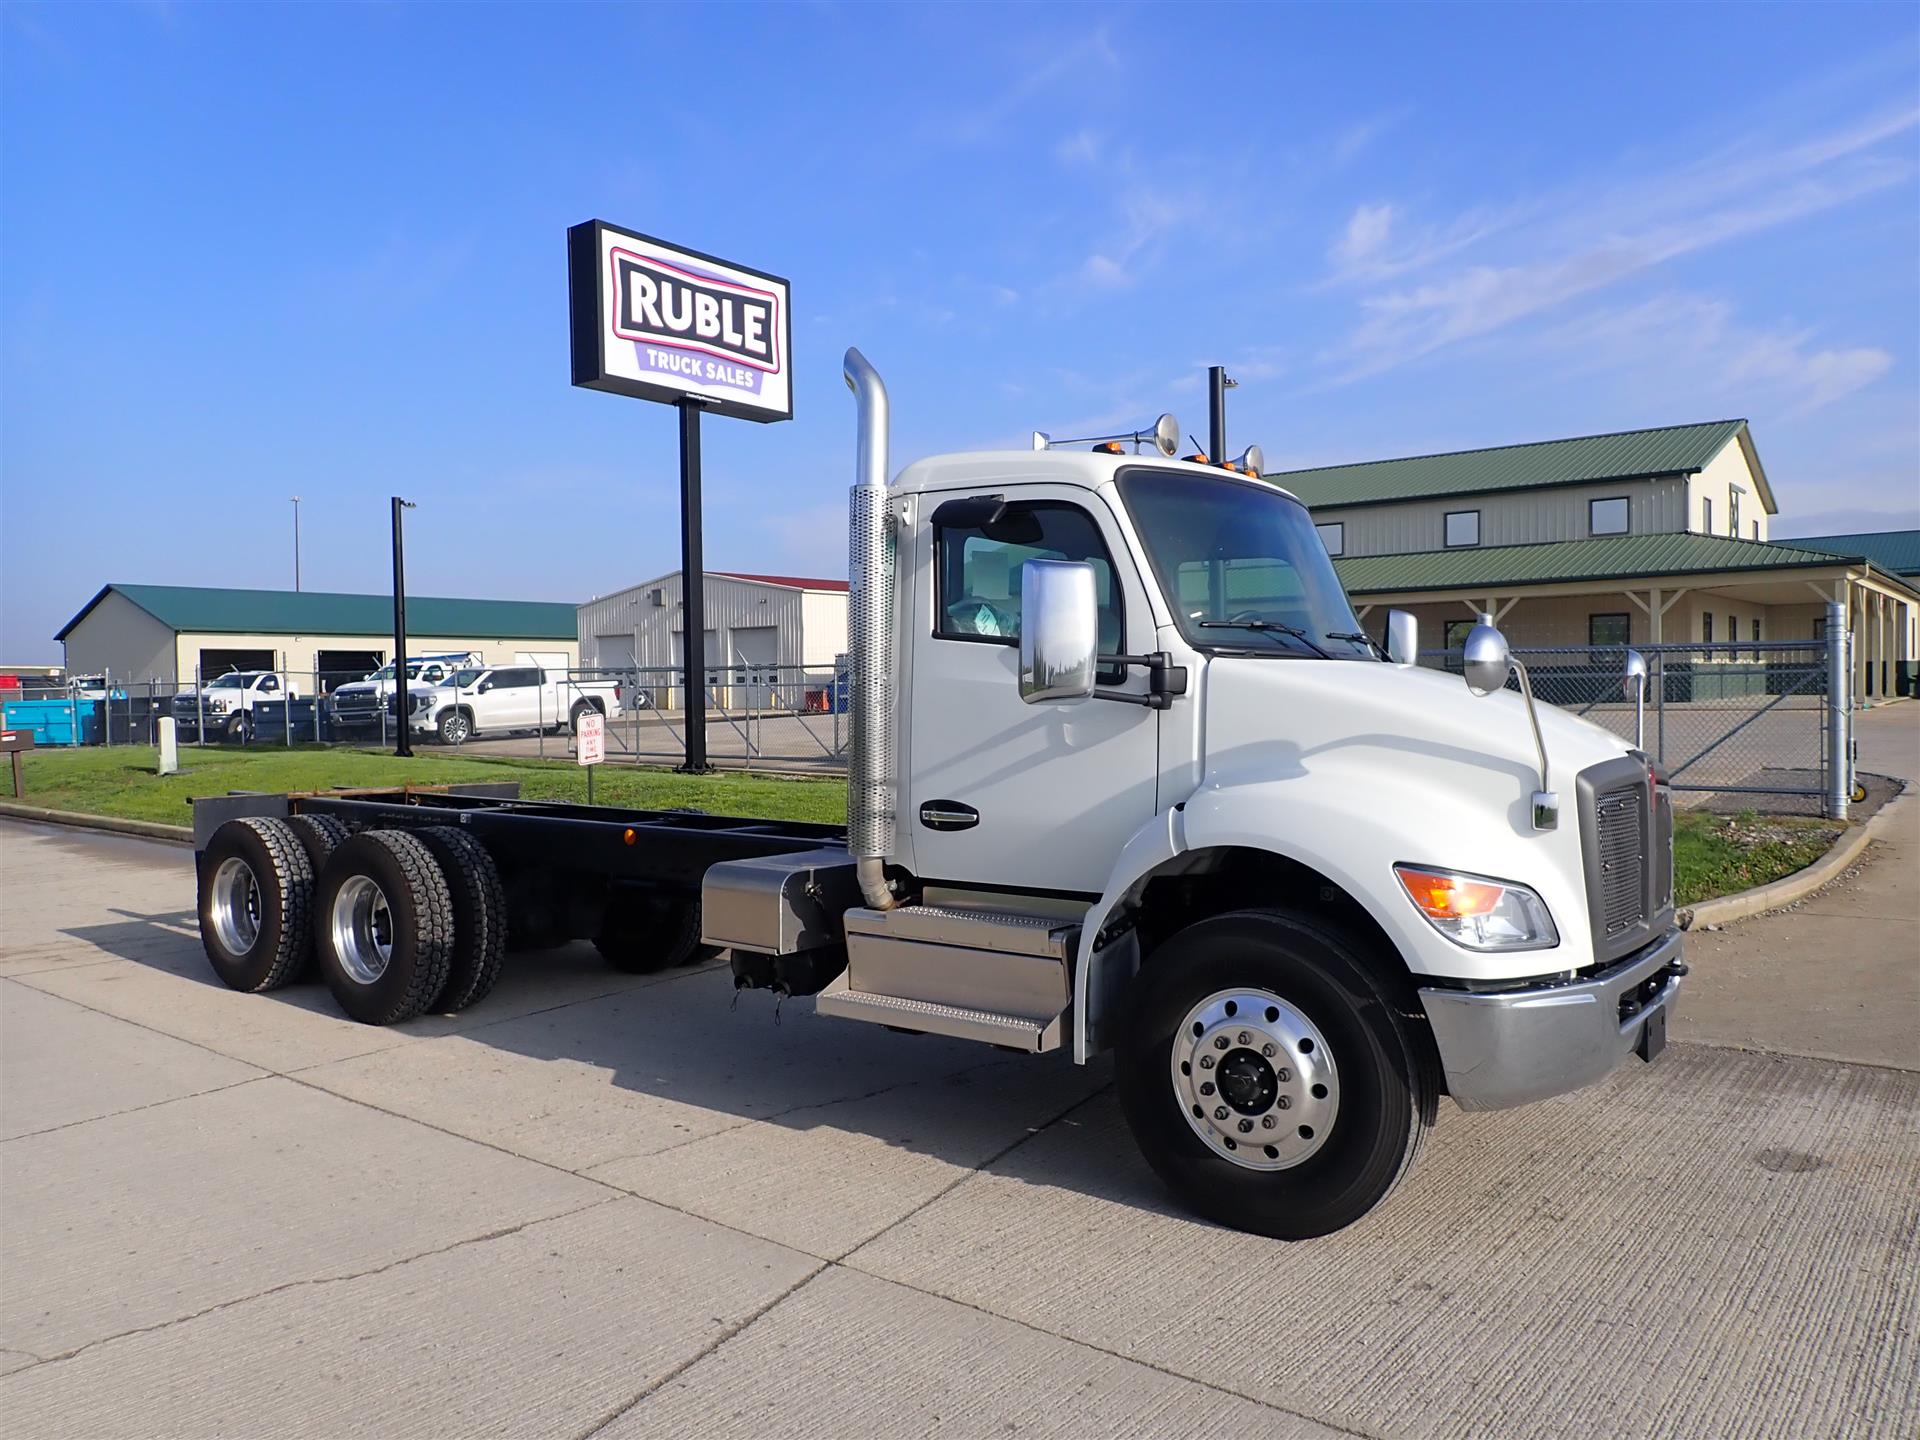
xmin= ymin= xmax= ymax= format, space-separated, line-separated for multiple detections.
xmin=1444 ymin=510 xmax=1480 ymax=548
xmin=1316 ymin=522 xmax=1344 ymax=557
xmin=1729 ymin=489 xmax=1741 ymax=537
xmin=1703 ymin=613 xmax=1714 ymax=644
xmin=1589 ymin=613 xmax=1630 ymax=648
xmin=1589 ymin=497 xmax=1629 ymax=536
xmin=1702 ymin=497 xmax=1712 ymax=535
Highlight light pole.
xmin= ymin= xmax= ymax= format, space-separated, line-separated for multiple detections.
xmin=1207 ymin=367 xmax=1238 ymax=464
xmin=291 ymin=497 xmax=303 ymax=591
xmin=392 ymin=498 xmax=417 ymax=758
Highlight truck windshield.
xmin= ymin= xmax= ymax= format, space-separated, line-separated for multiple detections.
xmin=1117 ymin=468 xmax=1372 ymax=659
xmin=207 ymin=674 xmax=249 ymax=688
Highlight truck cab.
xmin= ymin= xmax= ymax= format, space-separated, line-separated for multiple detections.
xmin=173 ymin=670 xmax=297 ymax=741
xmin=792 ymin=350 xmax=1682 ymax=1236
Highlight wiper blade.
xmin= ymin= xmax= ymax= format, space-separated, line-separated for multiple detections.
xmin=1197 ymin=620 xmax=1333 ymax=658
xmin=1326 ymin=630 xmax=1388 ymax=660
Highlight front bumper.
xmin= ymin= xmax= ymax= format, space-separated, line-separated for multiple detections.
xmin=1418 ymin=929 xmax=1684 ymax=1111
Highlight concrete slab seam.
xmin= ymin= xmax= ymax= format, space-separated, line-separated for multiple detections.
xmin=7 ymin=1194 xmax=624 ymax=1375
xmin=1 ymin=1073 xmax=268 ymax=1144
xmin=571 ymin=1262 xmax=833 ymax=1440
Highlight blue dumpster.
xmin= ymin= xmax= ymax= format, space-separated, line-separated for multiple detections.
xmin=2 ymin=699 xmax=99 ymax=746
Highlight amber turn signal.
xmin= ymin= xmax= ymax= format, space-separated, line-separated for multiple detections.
xmin=1395 ymin=865 xmax=1503 ymax=918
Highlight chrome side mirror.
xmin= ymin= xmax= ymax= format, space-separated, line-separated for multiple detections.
xmin=1462 ymin=622 xmax=1512 ymax=697
xmin=1624 ymin=647 xmax=1648 ymax=751
xmin=1386 ymin=610 xmax=1418 ymax=666
xmin=1018 ymin=559 xmax=1098 ymax=705
xmin=1623 ymin=648 xmax=1648 ymax=696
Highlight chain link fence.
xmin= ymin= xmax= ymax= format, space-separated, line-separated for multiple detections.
xmin=2 ymin=662 xmax=855 ymax=774
xmin=1417 ymin=636 xmax=1851 ymax=814
xmin=12 ymin=637 xmax=1858 ymax=810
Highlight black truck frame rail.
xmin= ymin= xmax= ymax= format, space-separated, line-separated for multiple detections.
xmin=191 ymin=785 xmax=849 ymax=890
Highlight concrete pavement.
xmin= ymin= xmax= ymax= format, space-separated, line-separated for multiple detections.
xmin=1678 ymin=702 xmax=1920 ymax=1068
xmin=2 ymin=804 xmax=1916 ymax=1439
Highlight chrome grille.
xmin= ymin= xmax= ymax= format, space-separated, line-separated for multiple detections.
xmin=1595 ymin=786 xmax=1647 ymax=936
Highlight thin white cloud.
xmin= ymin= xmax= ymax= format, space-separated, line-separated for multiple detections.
xmin=1054 ymin=129 xmax=1103 ymax=167
xmin=1332 ymin=203 xmax=1396 ymax=269
xmin=1326 ymin=101 xmax=1920 ymax=378
xmin=1535 ymin=293 xmax=1894 ymax=417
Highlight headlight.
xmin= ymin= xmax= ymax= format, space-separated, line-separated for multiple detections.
xmin=207 ymin=699 xmax=227 ymax=713
xmin=412 ymin=695 xmax=432 ymax=712
xmin=1393 ymin=864 xmax=1559 ymax=951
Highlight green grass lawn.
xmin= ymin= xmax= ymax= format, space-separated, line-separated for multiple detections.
xmin=11 ymin=747 xmax=1844 ymax=906
xmin=11 ymin=745 xmax=848 ymax=827
xmin=1672 ymin=810 xmax=1842 ymax=907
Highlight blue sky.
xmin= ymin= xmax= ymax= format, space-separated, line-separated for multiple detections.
xmin=3 ymin=2 xmax=1916 ymax=663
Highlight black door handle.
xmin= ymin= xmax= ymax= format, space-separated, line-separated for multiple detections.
xmin=918 ymin=800 xmax=979 ymax=831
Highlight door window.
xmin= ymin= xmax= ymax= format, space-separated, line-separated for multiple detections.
xmin=935 ymin=502 xmax=1124 ymax=672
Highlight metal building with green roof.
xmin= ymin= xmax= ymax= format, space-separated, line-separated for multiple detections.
xmin=55 ymin=583 xmax=580 ymax=691
xmin=1262 ymin=419 xmax=1917 ymax=700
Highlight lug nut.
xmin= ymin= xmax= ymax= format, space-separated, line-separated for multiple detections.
xmin=1262 ymin=1043 xmax=1276 ymax=1057
xmin=1199 ymin=1082 xmax=1215 ymax=1096
xmin=1199 ymin=1055 xmax=1215 ymax=1069
xmin=1214 ymin=1106 xmax=1229 ymax=1121
xmin=1213 ymin=1036 xmax=1229 ymax=1050
xmin=1261 ymin=1115 xmax=1277 ymax=1130
xmin=1277 ymin=1096 xmax=1292 ymax=1110
xmin=1237 ymin=1118 xmax=1253 ymax=1133
xmin=1237 ymin=1031 xmax=1250 ymax=1045
xmin=1277 ymin=1068 xmax=1291 ymax=1083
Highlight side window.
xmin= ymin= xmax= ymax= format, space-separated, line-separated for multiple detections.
xmin=935 ymin=502 xmax=1124 ymax=674
xmin=503 ymin=667 xmax=539 ymax=688
xmin=257 ymin=675 xmax=278 ymax=692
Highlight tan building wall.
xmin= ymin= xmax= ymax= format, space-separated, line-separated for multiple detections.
xmin=1313 ymin=477 xmax=1691 ymax=559
xmin=1685 ymin=439 xmax=1771 ymax=542
xmin=59 ymin=591 xmax=177 ymax=681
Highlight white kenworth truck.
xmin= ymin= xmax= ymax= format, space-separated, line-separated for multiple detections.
xmin=190 ymin=350 xmax=1681 ymax=1238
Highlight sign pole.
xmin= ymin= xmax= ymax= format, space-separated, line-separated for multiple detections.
xmin=391 ymin=497 xmax=413 ymax=758
xmin=677 ymin=397 xmax=712 ymax=773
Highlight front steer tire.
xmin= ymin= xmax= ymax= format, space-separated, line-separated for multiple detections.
xmin=414 ymin=826 xmax=508 ymax=1013
xmin=1117 ymin=908 xmax=1433 ymax=1241
xmin=314 ymin=830 xmax=454 ymax=1026
xmin=197 ymin=818 xmax=315 ymax=993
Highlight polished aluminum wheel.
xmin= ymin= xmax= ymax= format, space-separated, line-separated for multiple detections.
xmin=1171 ymin=988 xmax=1339 ymax=1170
xmin=208 ymin=856 xmax=262 ymax=956
xmin=330 ymin=875 xmax=395 ymax=985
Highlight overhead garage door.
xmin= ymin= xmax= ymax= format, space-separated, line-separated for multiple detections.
xmin=197 ymin=647 xmax=275 ymax=681
xmin=732 ymin=626 xmax=777 ymax=710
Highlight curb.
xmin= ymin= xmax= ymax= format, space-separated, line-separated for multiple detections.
xmin=1680 ymin=779 xmax=1912 ymax=931
xmin=0 ymin=802 xmax=194 ymax=846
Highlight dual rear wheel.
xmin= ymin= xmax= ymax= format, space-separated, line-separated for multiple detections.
xmin=197 ymin=817 xmax=506 ymax=1024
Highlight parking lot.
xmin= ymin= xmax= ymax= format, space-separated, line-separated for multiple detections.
xmin=1 ymin=707 xmax=1915 ymax=1439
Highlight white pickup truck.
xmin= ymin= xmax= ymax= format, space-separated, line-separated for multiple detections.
xmin=171 ymin=671 xmax=298 ymax=742
xmin=405 ymin=663 xmax=622 ymax=745
xmin=326 ymin=653 xmax=476 ymax=734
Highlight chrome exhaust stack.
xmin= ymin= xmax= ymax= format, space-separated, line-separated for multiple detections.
xmin=843 ymin=347 xmax=900 ymax=909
